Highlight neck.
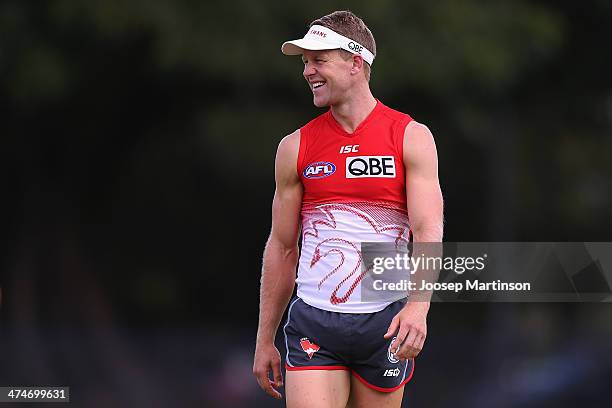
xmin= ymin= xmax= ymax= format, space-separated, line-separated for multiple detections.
xmin=329 ymin=85 xmax=377 ymax=134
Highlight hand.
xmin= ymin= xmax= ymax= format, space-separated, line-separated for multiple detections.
xmin=253 ymin=341 xmax=284 ymax=399
xmin=383 ymin=302 xmax=428 ymax=360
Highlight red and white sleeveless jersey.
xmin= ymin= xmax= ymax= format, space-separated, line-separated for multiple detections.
xmin=296 ymin=100 xmax=413 ymax=313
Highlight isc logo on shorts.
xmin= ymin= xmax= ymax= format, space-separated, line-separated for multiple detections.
xmin=346 ymin=156 xmax=396 ymax=178
xmin=383 ymin=368 xmax=401 ymax=377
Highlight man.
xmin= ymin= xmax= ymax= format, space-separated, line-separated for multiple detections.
xmin=253 ymin=10 xmax=443 ymax=407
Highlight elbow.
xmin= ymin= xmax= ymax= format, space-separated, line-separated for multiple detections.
xmin=265 ymin=235 xmax=299 ymax=261
xmin=411 ymin=222 xmax=444 ymax=242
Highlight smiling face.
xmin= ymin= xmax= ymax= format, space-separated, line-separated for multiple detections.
xmin=302 ymin=49 xmax=355 ymax=108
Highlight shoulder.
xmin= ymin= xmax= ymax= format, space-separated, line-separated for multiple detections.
xmin=405 ymin=120 xmax=434 ymax=140
xmin=277 ymin=129 xmax=300 ymax=160
xmin=274 ymin=130 xmax=302 ymax=183
xmin=403 ymin=121 xmax=438 ymax=163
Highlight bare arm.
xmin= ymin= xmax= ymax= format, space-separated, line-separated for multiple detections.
xmin=253 ymin=130 xmax=303 ymax=399
xmin=257 ymin=130 xmax=302 ymax=342
xmin=404 ymin=121 xmax=444 ymax=243
xmin=385 ymin=121 xmax=444 ymax=359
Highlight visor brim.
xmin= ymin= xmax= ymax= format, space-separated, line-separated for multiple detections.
xmin=281 ymin=39 xmax=340 ymax=55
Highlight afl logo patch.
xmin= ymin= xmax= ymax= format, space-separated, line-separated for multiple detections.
xmin=388 ymin=336 xmax=400 ymax=363
xmin=303 ymin=161 xmax=336 ymax=179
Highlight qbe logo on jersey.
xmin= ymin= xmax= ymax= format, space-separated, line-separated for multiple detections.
xmin=346 ymin=156 xmax=396 ymax=178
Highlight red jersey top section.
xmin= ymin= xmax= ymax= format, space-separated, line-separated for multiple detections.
xmin=297 ymin=100 xmax=412 ymax=208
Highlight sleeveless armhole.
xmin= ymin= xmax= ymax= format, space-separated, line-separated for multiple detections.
xmin=297 ymin=127 xmax=308 ymax=178
xmin=394 ymin=114 xmax=413 ymax=166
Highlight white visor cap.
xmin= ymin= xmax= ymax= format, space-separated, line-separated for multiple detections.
xmin=281 ymin=25 xmax=375 ymax=65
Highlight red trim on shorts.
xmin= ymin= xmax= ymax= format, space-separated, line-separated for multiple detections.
xmin=285 ymin=363 xmax=350 ymax=371
xmin=350 ymin=359 xmax=415 ymax=393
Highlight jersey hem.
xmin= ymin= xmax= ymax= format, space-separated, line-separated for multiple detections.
xmin=297 ymin=293 xmax=402 ymax=314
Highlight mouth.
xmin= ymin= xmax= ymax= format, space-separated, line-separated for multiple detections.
xmin=310 ymin=81 xmax=326 ymax=91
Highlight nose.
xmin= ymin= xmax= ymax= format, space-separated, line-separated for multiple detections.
xmin=303 ymin=61 xmax=316 ymax=78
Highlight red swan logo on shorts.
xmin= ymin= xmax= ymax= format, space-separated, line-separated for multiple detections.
xmin=299 ymin=338 xmax=320 ymax=359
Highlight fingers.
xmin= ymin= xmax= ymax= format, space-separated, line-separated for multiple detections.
xmin=394 ymin=325 xmax=409 ymax=354
xmin=395 ymin=329 xmax=415 ymax=360
xmin=253 ymin=355 xmax=283 ymax=399
xmin=417 ymin=332 xmax=426 ymax=351
xmin=271 ymin=356 xmax=284 ymax=388
xmin=385 ymin=307 xmax=428 ymax=360
xmin=384 ymin=315 xmax=399 ymax=339
xmin=254 ymin=364 xmax=282 ymax=399
xmin=395 ymin=327 xmax=426 ymax=360
xmin=403 ymin=328 xmax=418 ymax=353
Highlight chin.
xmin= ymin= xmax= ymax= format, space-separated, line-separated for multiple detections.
xmin=312 ymin=96 xmax=330 ymax=108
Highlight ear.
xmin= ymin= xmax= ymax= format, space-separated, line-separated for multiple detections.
xmin=350 ymin=55 xmax=364 ymax=75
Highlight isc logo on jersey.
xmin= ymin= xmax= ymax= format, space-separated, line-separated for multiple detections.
xmin=304 ymin=161 xmax=336 ymax=179
xmin=346 ymin=156 xmax=396 ymax=178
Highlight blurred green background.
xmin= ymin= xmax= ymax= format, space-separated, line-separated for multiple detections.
xmin=1 ymin=1 xmax=611 ymax=407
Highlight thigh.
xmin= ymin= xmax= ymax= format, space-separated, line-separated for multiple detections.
xmin=286 ymin=369 xmax=351 ymax=408
xmin=346 ymin=375 xmax=405 ymax=408
xmin=348 ymin=300 xmax=414 ymax=393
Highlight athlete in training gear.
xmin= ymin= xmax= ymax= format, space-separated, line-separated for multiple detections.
xmin=253 ymin=10 xmax=443 ymax=408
